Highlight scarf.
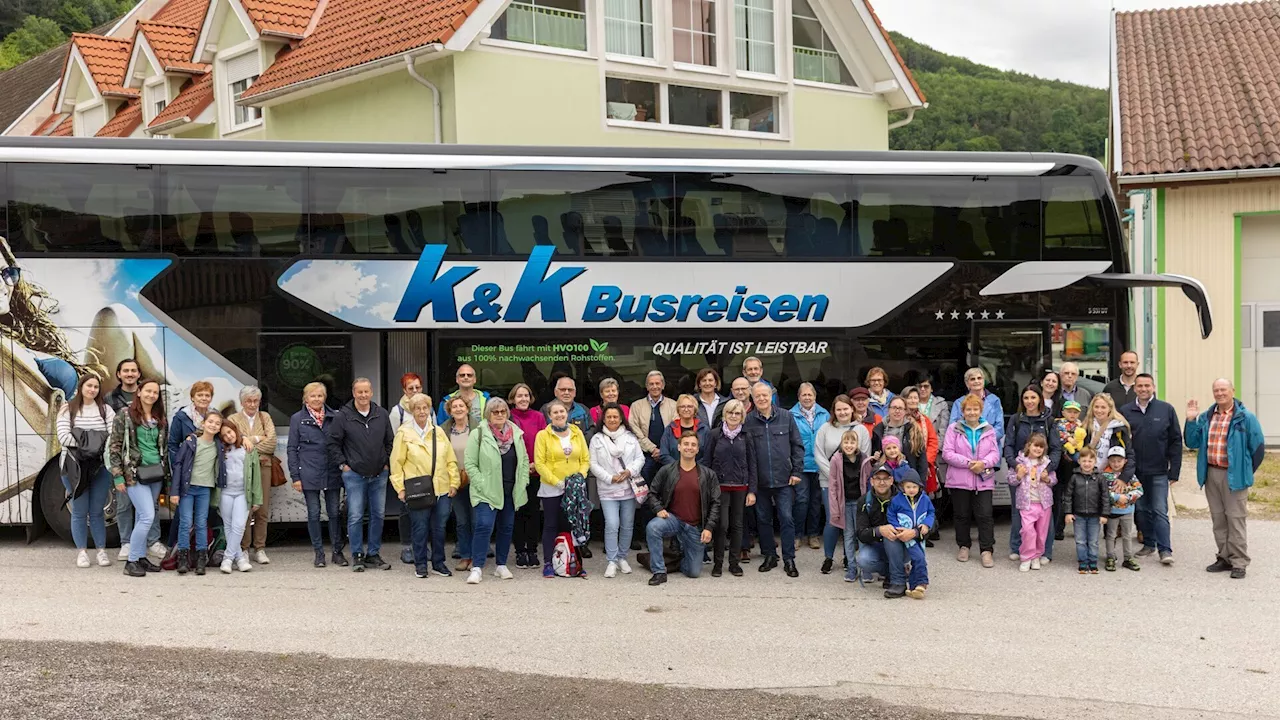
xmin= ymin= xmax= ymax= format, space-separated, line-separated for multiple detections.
xmin=919 ymin=397 xmax=934 ymax=417
xmin=490 ymin=421 xmax=514 ymax=454
xmin=799 ymin=404 xmax=816 ymax=424
xmin=551 ymin=423 xmax=569 ymax=433
xmin=721 ymin=422 xmax=743 ymax=440
xmin=185 ymin=405 xmax=205 ymax=427
xmin=308 ymin=405 xmax=325 ymax=426
xmin=597 ymin=426 xmax=629 ymax=469
xmin=672 ymin=418 xmax=700 ymax=438
xmin=869 ymin=390 xmax=889 ymax=406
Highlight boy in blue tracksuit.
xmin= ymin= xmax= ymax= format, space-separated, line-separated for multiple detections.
xmin=887 ymin=468 xmax=935 ymax=599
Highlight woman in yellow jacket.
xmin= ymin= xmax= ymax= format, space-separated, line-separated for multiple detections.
xmin=534 ymin=400 xmax=590 ymax=577
xmin=390 ymin=393 xmax=460 ymax=579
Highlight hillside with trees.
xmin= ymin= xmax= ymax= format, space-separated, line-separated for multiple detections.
xmin=0 ymin=1 xmax=132 ymax=70
xmin=888 ymin=32 xmax=1108 ymax=160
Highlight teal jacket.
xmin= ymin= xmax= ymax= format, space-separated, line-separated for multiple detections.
xmin=1184 ymin=399 xmax=1265 ymax=493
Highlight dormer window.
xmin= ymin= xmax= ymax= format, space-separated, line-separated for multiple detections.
xmin=224 ymin=51 xmax=262 ymax=129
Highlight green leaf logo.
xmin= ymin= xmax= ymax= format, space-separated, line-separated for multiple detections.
xmin=589 ymin=338 xmax=608 ymax=353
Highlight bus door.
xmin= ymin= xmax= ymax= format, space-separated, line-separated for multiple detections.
xmin=971 ymin=321 xmax=1049 ymax=507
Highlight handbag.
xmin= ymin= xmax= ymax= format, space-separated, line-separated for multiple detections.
xmin=629 ymin=476 xmax=649 ymax=505
xmin=403 ymin=431 xmax=439 ymax=511
xmin=268 ymin=454 xmax=286 ymax=487
xmin=123 ymin=415 xmax=165 ymax=484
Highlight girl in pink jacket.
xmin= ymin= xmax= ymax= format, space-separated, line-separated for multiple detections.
xmin=1008 ymin=433 xmax=1056 ymax=571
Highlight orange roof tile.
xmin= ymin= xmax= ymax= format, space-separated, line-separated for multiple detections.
xmin=149 ymin=72 xmax=215 ymax=128
xmin=1116 ymin=2 xmax=1280 ymax=175
xmin=71 ymin=34 xmax=134 ymax=92
xmin=152 ymin=0 xmax=212 ymax=29
xmin=243 ymin=0 xmax=479 ymax=99
xmin=165 ymin=60 xmax=211 ymax=74
xmin=95 ymin=99 xmax=143 ymax=137
xmin=50 ymin=114 xmax=74 ymax=136
xmin=862 ymin=0 xmax=925 ymax=104
xmin=241 ymin=0 xmax=321 ymax=38
xmin=137 ymin=21 xmax=202 ymax=69
xmin=31 ymin=112 xmax=68 ymax=136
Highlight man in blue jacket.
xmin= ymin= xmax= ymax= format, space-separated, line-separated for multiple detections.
xmin=1119 ymin=373 xmax=1182 ymax=565
xmin=1184 ymin=379 xmax=1264 ymax=580
xmin=745 ymin=382 xmax=805 ymax=577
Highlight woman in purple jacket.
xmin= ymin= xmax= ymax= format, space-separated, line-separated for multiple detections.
xmin=941 ymin=394 xmax=1001 ymax=568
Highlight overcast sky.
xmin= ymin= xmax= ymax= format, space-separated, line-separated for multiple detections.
xmin=873 ymin=0 xmax=1220 ymax=88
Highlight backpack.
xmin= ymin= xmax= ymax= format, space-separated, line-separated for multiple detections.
xmin=551 ymin=532 xmax=583 ymax=578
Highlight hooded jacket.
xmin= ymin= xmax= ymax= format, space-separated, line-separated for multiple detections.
xmin=647 ymin=461 xmax=722 ymax=532
xmin=940 ymin=419 xmax=1001 ymax=492
xmin=327 ymin=400 xmax=395 ymax=477
xmin=789 ymin=402 xmax=831 ymax=474
xmin=744 ymin=405 xmax=806 ymax=490
xmin=1008 ymin=453 xmax=1057 ymax=510
xmin=855 ymin=483 xmax=901 ymax=545
xmin=888 ymin=491 xmax=935 ymax=547
xmin=705 ymin=425 xmax=758 ymax=493
xmin=826 ymin=450 xmax=873 ymax=530
xmin=871 ymin=421 xmax=928 ymax=482
xmin=1184 ymin=399 xmax=1266 ymax=492
xmin=1003 ymin=408 xmax=1063 ymax=471
xmin=169 ymin=433 xmax=229 ymax=500
xmin=466 ymin=422 xmax=530 ymax=510
xmin=1062 ymin=469 xmax=1112 ymax=517
xmin=949 ymin=392 xmax=1006 ymax=448
xmin=814 ymin=422 xmax=870 ymax=488
xmin=389 ymin=422 xmax=460 ymax=497
xmin=1084 ymin=419 xmax=1135 ymax=481
xmin=287 ymin=406 xmax=341 ymax=491
xmin=659 ymin=419 xmax=710 ymax=466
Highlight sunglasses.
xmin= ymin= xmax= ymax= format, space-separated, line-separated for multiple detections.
xmin=1 ymin=266 xmax=20 ymax=287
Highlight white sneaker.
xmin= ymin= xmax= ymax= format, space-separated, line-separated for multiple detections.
xmin=96 ymin=549 xmax=111 ymax=567
xmin=235 ymin=556 xmax=253 ymax=572
xmin=604 ymin=562 xmax=618 ymax=578
xmin=1041 ymin=557 xmax=1051 ymax=564
xmin=220 ymin=558 xmax=234 ymax=574
xmin=1031 ymin=558 xmax=1041 ymax=570
xmin=467 ymin=567 xmax=482 ymax=584
xmin=493 ymin=565 xmax=513 ymax=580
xmin=1008 ymin=553 xmax=1020 ymax=562
xmin=1019 ymin=561 xmax=1031 ymax=572
xmin=117 ymin=543 xmax=130 ymax=561
xmin=147 ymin=542 xmax=167 ymax=560
xmin=253 ymin=549 xmax=270 ymax=565
xmin=618 ymin=559 xmax=633 ymax=575
xmin=76 ymin=550 xmax=90 ymax=568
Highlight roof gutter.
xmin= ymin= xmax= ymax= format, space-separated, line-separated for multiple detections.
xmin=404 ymin=55 xmax=442 ymax=144
xmin=239 ymin=43 xmax=444 ymax=107
xmin=887 ymin=107 xmax=916 ymax=131
xmin=1117 ymin=166 xmax=1280 ymax=185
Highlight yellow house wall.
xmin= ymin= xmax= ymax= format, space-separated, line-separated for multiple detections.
xmin=1159 ymin=180 xmax=1280 ymax=413
xmin=217 ymin=0 xmax=250 ymax=48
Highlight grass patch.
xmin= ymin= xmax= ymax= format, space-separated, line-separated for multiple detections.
xmin=1248 ymin=452 xmax=1280 ymax=512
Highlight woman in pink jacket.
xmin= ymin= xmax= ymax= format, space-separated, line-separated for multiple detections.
xmin=941 ymin=394 xmax=1001 ymax=568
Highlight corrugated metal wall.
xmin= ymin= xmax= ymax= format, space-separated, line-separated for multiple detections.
xmin=1161 ymin=180 xmax=1280 ymax=412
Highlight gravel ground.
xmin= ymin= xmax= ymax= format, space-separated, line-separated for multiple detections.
xmin=0 ymin=639 xmax=1009 ymax=720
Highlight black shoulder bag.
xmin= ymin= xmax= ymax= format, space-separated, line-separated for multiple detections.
xmin=403 ymin=430 xmax=438 ymax=511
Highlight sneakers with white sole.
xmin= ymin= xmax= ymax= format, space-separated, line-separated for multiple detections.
xmin=147 ymin=542 xmax=167 ymax=560
xmin=493 ymin=565 xmax=513 ymax=580
xmin=253 ymin=549 xmax=270 ymax=565
xmin=117 ymin=543 xmax=130 ymax=562
xmin=96 ymin=549 xmax=111 ymax=567
xmin=235 ymin=557 xmax=253 ymax=572
xmin=604 ymin=562 xmax=618 ymax=578
xmin=467 ymin=567 xmax=483 ymax=584
xmin=220 ymin=558 xmax=234 ymax=574
xmin=76 ymin=550 xmax=90 ymax=568
xmin=1019 ymin=561 xmax=1031 ymax=572
xmin=1031 ymin=558 xmax=1041 ymax=570
xmin=618 ymin=559 xmax=633 ymax=575
xmin=1008 ymin=552 xmax=1020 ymax=562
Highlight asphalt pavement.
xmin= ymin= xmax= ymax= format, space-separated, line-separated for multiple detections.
xmin=0 ymin=517 xmax=1274 ymax=720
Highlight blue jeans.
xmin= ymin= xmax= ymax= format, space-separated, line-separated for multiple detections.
xmin=176 ymin=485 xmax=211 ymax=551
xmin=343 ymin=469 xmax=388 ymax=557
xmin=856 ymin=540 xmax=907 ymax=586
xmin=905 ymin=541 xmax=928 ymax=587
xmin=114 ymin=482 xmax=161 ymax=548
xmin=600 ymin=498 xmax=636 ymax=563
xmin=471 ymin=489 xmax=515 ymax=570
xmin=62 ymin=467 xmax=112 ymax=550
xmin=793 ymin=471 xmax=815 ymax=537
xmin=756 ymin=483 xmax=797 ymax=562
xmin=646 ymin=513 xmax=704 ymax=577
xmin=1074 ymin=516 xmax=1101 ymax=564
xmin=820 ymin=490 xmax=858 ymax=564
xmin=303 ymin=488 xmax=344 ymax=552
xmin=125 ymin=482 xmax=161 ymax=562
xmin=409 ymin=494 xmax=453 ymax=570
xmin=453 ymin=484 xmax=473 ymax=560
xmin=1136 ymin=474 xmax=1172 ymax=553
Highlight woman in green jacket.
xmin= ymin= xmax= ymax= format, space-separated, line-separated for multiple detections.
xmin=464 ymin=398 xmax=530 ymax=585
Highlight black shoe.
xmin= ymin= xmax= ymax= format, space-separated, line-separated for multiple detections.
xmin=176 ymin=549 xmax=190 ymax=575
xmin=332 ymin=551 xmax=349 ymax=567
xmin=400 ymin=547 xmax=414 ymax=564
xmin=884 ymin=585 xmax=907 ymax=599
xmin=843 ymin=556 xmax=848 ymax=570
xmin=352 ymin=553 xmax=365 ymax=572
xmin=703 ymin=550 xmax=711 ymax=565
xmin=452 ymin=550 xmax=462 ymax=559
xmin=314 ymin=549 xmax=327 ymax=568
xmin=784 ymin=560 xmax=799 ymax=578
xmin=648 ymin=572 xmax=667 ymax=586
xmin=758 ymin=555 xmax=778 ymax=573
xmin=513 ymin=551 xmax=525 ymax=568
xmin=630 ymin=538 xmax=642 ymax=551
xmin=883 ymin=578 xmax=890 ymax=589
xmin=924 ymin=539 xmax=935 ymax=548
xmin=194 ymin=551 xmax=207 ymax=576
xmin=821 ymin=558 xmax=833 ymax=574
xmin=415 ymin=567 xmax=429 ymax=578
xmin=711 ymin=563 xmax=723 ymax=577
xmin=1205 ymin=558 xmax=1232 ymax=573
xmin=488 ymin=550 xmax=495 ymax=558
xmin=432 ymin=564 xmax=452 ymax=577
xmin=137 ymin=557 xmax=161 ymax=573
xmin=579 ymin=545 xmax=593 ymax=559
xmin=124 ymin=561 xmax=146 ymax=577
xmin=1230 ymin=567 xmax=1247 ymax=579
xmin=364 ymin=554 xmax=390 ymax=570
xmin=728 ymin=564 xmax=743 ymax=577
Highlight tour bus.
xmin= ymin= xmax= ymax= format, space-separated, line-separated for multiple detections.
xmin=0 ymin=138 xmax=1211 ymax=542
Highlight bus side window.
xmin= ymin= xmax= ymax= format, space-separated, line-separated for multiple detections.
xmin=1042 ymin=177 xmax=1109 ymax=259
xmin=6 ymin=163 xmax=158 ymax=253
xmin=161 ymin=167 xmax=304 ymax=256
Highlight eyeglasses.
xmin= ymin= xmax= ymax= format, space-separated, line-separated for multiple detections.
xmin=1 ymin=266 xmax=20 ymax=287
xmin=457 ymin=373 xmax=474 ymax=378
xmin=725 ymin=410 xmax=743 ymax=416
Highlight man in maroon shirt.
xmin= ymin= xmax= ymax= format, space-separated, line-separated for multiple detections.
xmin=644 ymin=434 xmax=722 ymax=585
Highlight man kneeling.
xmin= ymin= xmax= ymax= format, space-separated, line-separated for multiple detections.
xmin=855 ymin=464 xmax=916 ymax=598
xmin=646 ymin=433 xmax=721 ymax=585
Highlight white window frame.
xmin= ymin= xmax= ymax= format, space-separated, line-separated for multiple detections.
xmin=603 ymin=74 xmax=784 ymax=140
xmin=73 ymin=98 xmax=107 ymax=137
xmin=486 ymin=0 xmax=592 ymax=56
xmin=144 ymin=78 xmax=168 ymax=124
xmin=789 ymin=0 xmax=855 ymax=87
xmin=671 ymin=0 xmax=720 ymax=71
xmin=604 ymin=0 xmax=655 ymax=59
xmin=219 ymin=45 xmax=264 ymax=133
xmin=734 ymin=0 xmax=777 ymax=76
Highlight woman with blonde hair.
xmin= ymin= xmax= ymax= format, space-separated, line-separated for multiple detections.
xmin=659 ymin=394 xmax=709 ymax=466
xmin=1085 ymin=393 xmax=1135 ymax=478
xmin=287 ymin=381 xmax=345 ymax=568
xmin=391 ymin=393 xmax=460 ymax=578
xmin=534 ymin=400 xmax=590 ymax=578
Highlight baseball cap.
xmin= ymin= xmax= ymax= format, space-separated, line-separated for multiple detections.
xmin=1062 ymin=400 xmax=1082 ymax=412
xmin=872 ymin=464 xmax=894 ymax=478
xmin=1107 ymin=446 xmax=1126 ymax=458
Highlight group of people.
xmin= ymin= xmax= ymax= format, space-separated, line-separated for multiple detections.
xmin=58 ymin=350 xmax=1263 ymax=589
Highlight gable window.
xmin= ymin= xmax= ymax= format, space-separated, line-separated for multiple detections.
xmin=604 ymin=0 xmax=654 ymax=58
xmin=224 ymin=51 xmax=262 ymax=128
xmin=791 ymin=0 xmax=854 ymax=85
xmin=144 ymin=81 xmax=167 ymax=122
xmin=491 ymin=0 xmax=588 ymax=52
xmin=734 ymin=0 xmax=774 ymax=74
xmin=672 ymin=0 xmax=716 ymax=66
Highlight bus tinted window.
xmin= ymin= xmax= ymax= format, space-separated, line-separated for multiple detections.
xmin=7 ymin=163 xmax=158 ymax=253
xmin=674 ymin=174 xmax=853 ymax=258
xmin=309 ymin=168 xmax=486 ymax=255
xmin=853 ymin=176 xmax=1040 ymax=260
xmin=162 ymin=166 xmax=304 ymax=256
xmin=1042 ymin=177 xmax=1109 ymax=258
xmin=491 ymin=171 xmax=673 ymax=257
xmin=0 ymin=163 xmax=7 ymax=239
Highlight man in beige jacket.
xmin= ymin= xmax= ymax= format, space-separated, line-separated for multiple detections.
xmin=229 ymin=385 xmax=278 ymax=564
xmin=629 ymin=370 xmax=677 ymax=483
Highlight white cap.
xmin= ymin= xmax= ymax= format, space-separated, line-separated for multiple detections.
xmin=1107 ymin=446 xmax=1126 ymax=458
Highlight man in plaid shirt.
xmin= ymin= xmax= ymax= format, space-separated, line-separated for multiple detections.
xmin=1184 ymin=379 xmax=1265 ymax=579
